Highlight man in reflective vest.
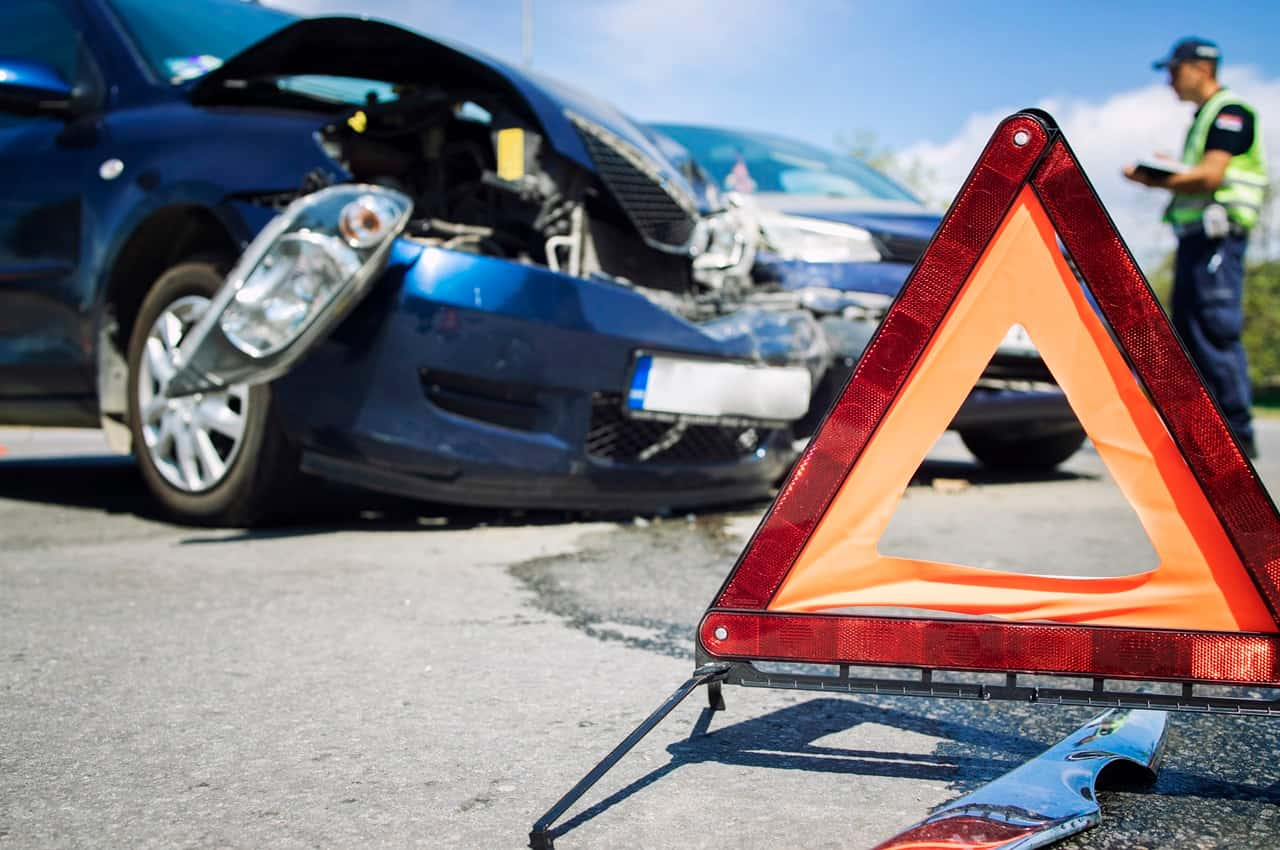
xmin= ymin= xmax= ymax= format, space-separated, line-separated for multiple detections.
xmin=1125 ymin=37 xmax=1267 ymax=459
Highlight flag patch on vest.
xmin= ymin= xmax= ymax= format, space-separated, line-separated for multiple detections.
xmin=1215 ymin=112 xmax=1244 ymax=132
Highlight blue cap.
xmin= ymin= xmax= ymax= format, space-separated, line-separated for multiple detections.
xmin=1153 ymin=37 xmax=1221 ymax=69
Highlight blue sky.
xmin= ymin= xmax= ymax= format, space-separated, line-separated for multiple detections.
xmin=274 ymin=0 xmax=1280 ymax=263
xmin=275 ymin=0 xmax=1278 ymax=149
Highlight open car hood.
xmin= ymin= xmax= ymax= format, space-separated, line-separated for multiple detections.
xmin=189 ymin=17 xmax=703 ymax=210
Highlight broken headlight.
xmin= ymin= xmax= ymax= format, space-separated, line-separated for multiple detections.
xmin=690 ymin=194 xmax=760 ymax=290
xmin=221 ymin=189 xmax=409 ymax=357
xmin=220 ymin=230 xmax=363 ymax=357
xmin=165 ymin=184 xmax=412 ymax=396
xmin=759 ymin=213 xmax=882 ymax=263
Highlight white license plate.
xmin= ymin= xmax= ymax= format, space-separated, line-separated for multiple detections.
xmin=997 ymin=323 xmax=1038 ymax=357
xmin=627 ymin=354 xmax=811 ymax=422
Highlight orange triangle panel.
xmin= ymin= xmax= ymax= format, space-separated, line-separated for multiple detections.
xmin=699 ymin=111 xmax=1280 ymax=686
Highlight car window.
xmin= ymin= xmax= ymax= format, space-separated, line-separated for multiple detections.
xmin=0 ymin=0 xmax=80 ymax=84
xmin=653 ymin=124 xmax=921 ymax=204
xmin=107 ymin=0 xmax=295 ymax=84
xmin=275 ymin=75 xmax=399 ymax=106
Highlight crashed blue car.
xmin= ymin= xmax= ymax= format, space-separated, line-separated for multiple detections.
xmin=1 ymin=0 xmax=1079 ymax=527
xmin=0 ymin=0 xmax=834 ymax=524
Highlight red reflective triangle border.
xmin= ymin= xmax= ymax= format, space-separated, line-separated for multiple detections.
xmin=699 ymin=111 xmax=1280 ymax=686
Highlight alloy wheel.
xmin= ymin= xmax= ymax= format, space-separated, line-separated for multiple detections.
xmin=135 ymin=295 xmax=251 ymax=492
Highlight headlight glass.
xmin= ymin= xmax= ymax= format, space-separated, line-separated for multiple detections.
xmin=220 ymin=232 xmax=361 ymax=357
xmin=760 ymin=213 xmax=882 ymax=263
xmin=215 ymin=185 xmax=411 ymax=359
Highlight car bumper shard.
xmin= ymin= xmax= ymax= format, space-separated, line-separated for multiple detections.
xmin=872 ymin=708 xmax=1168 ymax=850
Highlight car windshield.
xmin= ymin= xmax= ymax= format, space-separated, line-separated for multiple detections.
xmin=652 ymin=124 xmax=921 ymax=203
xmin=108 ymin=0 xmax=295 ymax=84
xmin=108 ymin=0 xmax=398 ymax=103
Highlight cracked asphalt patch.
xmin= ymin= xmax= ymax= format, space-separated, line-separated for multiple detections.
xmin=509 ymin=513 xmax=745 ymax=660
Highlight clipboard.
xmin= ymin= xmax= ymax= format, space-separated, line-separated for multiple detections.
xmin=1134 ymin=157 xmax=1189 ymax=180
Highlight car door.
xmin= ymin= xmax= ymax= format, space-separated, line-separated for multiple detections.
xmin=0 ymin=0 xmax=107 ymax=421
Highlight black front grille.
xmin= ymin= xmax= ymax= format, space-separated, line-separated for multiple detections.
xmin=586 ymin=394 xmax=768 ymax=465
xmin=873 ymin=231 xmax=930 ymax=265
xmin=571 ymin=117 xmax=697 ymax=248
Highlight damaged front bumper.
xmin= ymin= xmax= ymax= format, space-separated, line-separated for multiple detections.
xmin=168 ymin=193 xmax=826 ymax=510
xmin=270 ymin=243 xmax=822 ymax=509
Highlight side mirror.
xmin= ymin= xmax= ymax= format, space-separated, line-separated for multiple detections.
xmin=0 ymin=57 xmax=84 ymax=119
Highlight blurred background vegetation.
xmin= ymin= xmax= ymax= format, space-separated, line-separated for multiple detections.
xmin=1148 ymin=248 xmax=1280 ymax=409
xmin=841 ymin=129 xmax=936 ymax=200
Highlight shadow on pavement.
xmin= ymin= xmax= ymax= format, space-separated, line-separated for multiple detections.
xmin=546 ymin=696 xmax=1274 ymax=845
xmin=0 ymin=447 xmax=1091 ymax=538
xmin=177 ymin=489 xmax=781 ymax=544
xmin=0 ymin=454 xmax=164 ymax=519
xmin=177 ymin=501 xmax=584 ymax=544
xmin=0 ymin=454 xmax=751 ymax=537
xmin=0 ymin=454 xmax=575 ymax=532
xmin=911 ymin=456 xmax=1095 ymax=486
xmin=548 ymin=697 xmax=1041 ymax=842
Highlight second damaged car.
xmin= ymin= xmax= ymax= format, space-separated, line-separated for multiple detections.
xmin=652 ymin=123 xmax=1088 ymax=470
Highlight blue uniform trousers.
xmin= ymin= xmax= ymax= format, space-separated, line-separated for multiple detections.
xmin=1170 ymin=231 xmax=1253 ymax=443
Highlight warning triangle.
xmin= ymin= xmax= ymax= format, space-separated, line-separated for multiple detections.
xmin=700 ymin=111 xmax=1280 ymax=687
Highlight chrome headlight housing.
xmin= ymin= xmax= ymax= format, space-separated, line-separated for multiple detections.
xmin=219 ymin=230 xmax=364 ymax=357
xmin=759 ymin=213 xmax=882 ymax=264
xmin=166 ymin=184 xmax=412 ymax=396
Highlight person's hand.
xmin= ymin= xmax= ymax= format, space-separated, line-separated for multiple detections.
xmin=1124 ymin=164 xmax=1160 ymax=187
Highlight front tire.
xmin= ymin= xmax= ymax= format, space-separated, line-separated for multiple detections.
xmin=959 ymin=427 xmax=1087 ymax=471
xmin=127 ymin=257 xmax=298 ymax=525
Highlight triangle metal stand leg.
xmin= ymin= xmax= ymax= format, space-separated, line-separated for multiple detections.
xmin=529 ymin=663 xmax=730 ymax=850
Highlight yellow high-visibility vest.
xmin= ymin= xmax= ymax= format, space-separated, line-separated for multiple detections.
xmin=1165 ymin=89 xmax=1268 ymax=230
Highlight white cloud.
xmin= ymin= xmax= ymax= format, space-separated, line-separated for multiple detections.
xmin=265 ymin=0 xmax=502 ymax=56
xmin=272 ymin=0 xmax=820 ymax=85
xmin=264 ymin=0 xmax=826 ymax=118
xmin=270 ymin=0 xmax=444 ymax=18
xmin=583 ymin=0 xmax=800 ymax=84
xmin=900 ymin=68 xmax=1280 ymax=269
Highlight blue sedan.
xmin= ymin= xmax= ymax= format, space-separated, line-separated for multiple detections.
xmin=0 ymin=0 xmax=822 ymax=524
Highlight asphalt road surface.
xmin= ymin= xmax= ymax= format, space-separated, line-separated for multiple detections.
xmin=2 ymin=423 xmax=1279 ymax=849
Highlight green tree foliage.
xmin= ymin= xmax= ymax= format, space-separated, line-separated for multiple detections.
xmin=1147 ymin=251 xmax=1175 ymax=309
xmin=839 ymin=129 xmax=938 ymax=203
xmin=1149 ymin=252 xmax=1280 ymax=388
xmin=1244 ymin=259 xmax=1280 ymax=388
xmin=1150 ymin=185 xmax=1278 ymax=388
